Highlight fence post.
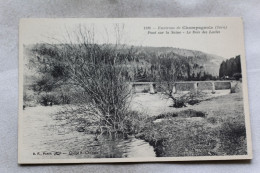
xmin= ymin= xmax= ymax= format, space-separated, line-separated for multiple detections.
xmin=172 ymin=83 xmax=177 ymax=94
xmin=150 ymin=83 xmax=155 ymax=94
xmin=211 ymin=82 xmax=216 ymax=94
xmin=194 ymin=82 xmax=198 ymax=94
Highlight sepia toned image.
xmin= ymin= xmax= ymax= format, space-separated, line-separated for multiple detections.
xmin=18 ymin=18 xmax=252 ymax=164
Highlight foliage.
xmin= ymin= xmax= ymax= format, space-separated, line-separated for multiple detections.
xmin=23 ymin=89 xmax=37 ymax=107
xmin=134 ymin=91 xmax=247 ymax=157
xmin=233 ymin=73 xmax=242 ymax=80
xmin=219 ymin=55 xmax=241 ymax=78
xmin=217 ymin=116 xmax=247 ymax=155
xmin=38 ymin=92 xmax=72 ymax=106
xmin=137 ymin=114 xmax=246 ymax=157
xmin=25 ymin=42 xmax=219 ymax=110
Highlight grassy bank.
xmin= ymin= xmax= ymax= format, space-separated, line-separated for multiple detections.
xmin=48 ymin=82 xmax=247 ymax=157
xmin=135 ymin=92 xmax=247 ymax=157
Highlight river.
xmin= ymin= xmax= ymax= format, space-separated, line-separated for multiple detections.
xmin=20 ymin=106 xmax=156 ymax=160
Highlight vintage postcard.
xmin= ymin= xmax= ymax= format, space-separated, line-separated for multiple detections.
xmin=18 ymin=18 xmax=252 ymax=164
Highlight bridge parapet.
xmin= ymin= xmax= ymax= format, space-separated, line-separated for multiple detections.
xmin=130 ymin=81 xmax=232 ymax=94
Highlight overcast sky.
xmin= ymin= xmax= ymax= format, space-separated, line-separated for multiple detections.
xmin=20 ymin=18 xmax=245 ymax=59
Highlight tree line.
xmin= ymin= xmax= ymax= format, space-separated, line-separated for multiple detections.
xmin=219 ymin=55 xmax=242 ymax=80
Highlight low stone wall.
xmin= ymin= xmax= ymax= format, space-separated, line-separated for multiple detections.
xmin=132 ymin=84 xmax=150 ymax=93
xmin=198 ymin=82 xmax=213 ymax=90
xmin=175 ymin=83 xmax=195 ymax=92
xmin=131 ymin=81 xmax=232 ymax=94
xmin=215 ymin=82 xmax=232 ymax=90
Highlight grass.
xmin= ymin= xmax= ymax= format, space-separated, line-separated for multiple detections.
xmin=42 ymin=82 xmax=247 ymax=157
xmin=135 ymin=90 xmax=247 ymax=157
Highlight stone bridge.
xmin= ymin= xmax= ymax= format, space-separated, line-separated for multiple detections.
xmin=130 ymin=81 xmax=232 ymax=94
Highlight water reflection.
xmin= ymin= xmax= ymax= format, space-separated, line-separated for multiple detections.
xmin=74 ymin=135 xmax=156 ymax=159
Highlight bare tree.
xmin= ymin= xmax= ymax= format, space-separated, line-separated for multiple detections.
xmin=156 ymin=52 xmax=191 ymax=107
xmin=29 ymin=24 xmax=136 ymax=137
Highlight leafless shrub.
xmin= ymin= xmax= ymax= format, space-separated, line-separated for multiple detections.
xmin=31 ymin=24 xmax=137 ymax=137
xmin=155 ymin=54 xmax=192 ymax=107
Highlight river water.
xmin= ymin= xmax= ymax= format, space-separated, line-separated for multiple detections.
xmin=21 ymin=106 xmax=156 ymax=160
xmin=72 ymin=135 xmax=156 ymax=159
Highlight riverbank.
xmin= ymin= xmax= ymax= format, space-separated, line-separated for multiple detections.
xmin=135 ymin=92 xmax=247 ymax=157
xmin=21 ymin=83 xmax=247 ymax=159
xmin=20 ymin=105 xmax=156 ymax=160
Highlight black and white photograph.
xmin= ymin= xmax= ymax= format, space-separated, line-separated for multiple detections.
xmin=18 ymin=18 xmax=252 ymax=163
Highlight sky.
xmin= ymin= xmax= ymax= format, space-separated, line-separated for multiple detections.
xmin=20 ymin=18 xmax=245 ymax=59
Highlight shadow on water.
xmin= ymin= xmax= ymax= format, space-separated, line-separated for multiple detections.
xmin=72 ymin=135 xmax=156 ymax=159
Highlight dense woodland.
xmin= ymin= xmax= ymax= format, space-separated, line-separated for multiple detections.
xmin=219 ymin=55 xmax=242 ymax=79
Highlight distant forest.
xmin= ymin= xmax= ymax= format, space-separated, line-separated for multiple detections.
xmin=219 ymin=55 xmax=242 ymax=80
xmin=24 ymin=44 xmax=220 ymax=84
xmin=23 ymin=44 xmax=241 ymax=106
